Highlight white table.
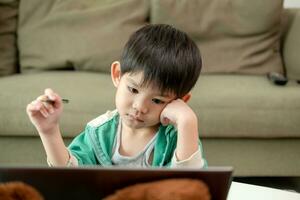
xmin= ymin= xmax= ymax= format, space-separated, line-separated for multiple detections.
xmin=228 ymin=181 xmax=300 ymax=200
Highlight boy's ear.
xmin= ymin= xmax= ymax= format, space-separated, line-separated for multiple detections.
xmin=111 ymin=61 xmax=121 ymax=87
xmin=181 ymin=93 xmax=191 ymax=103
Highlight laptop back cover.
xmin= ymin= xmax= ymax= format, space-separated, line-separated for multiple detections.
xmin=0 ymin=166 xmax=233 ymax=200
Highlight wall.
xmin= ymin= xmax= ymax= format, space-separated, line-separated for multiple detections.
xmin=284 ymin=0 xmax=300 ymax=8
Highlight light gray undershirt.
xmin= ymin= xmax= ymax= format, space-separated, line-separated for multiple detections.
xmin=111 ymin=120 xmax=158 ymax=167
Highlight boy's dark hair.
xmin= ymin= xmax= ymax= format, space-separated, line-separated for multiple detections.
xmin=120 ymin=24 xmax=202 ymax=97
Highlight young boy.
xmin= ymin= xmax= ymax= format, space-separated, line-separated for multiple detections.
xmin=26 ymin=24 xmax=207 ymax=168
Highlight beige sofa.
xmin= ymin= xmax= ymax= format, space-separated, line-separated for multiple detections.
xmin=0 ymin=0 xmax=299 ymax=177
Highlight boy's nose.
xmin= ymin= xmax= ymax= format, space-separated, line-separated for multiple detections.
xmin=132 ymin=98 xmax=148 ymax=114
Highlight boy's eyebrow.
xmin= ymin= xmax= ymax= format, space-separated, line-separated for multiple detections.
xmin=151 ymin=89 xmax=174 ymax=99
xmin=127 ymin=77 xmax=140 ymax=87
xmin=158 ymin=94 xmax=174 ymax=101
xmin=127 ymin=77 xmax=173 ymax=98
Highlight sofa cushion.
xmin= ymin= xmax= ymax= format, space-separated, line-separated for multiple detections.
xmin=0 ymin=72 xmax=299 ymax=138
xmin=18 ymin=0 xmax=149 ymax=73
xmin=0 ymin=0 xmax=19 ymax=76
xmin=0 ymin=71 xmax=115 ymax=138
xmin=151 ymin=0 xmax=284 ymax=75
xmin=283 ymin=9 xmax=300 ymax=81
xmin=191 ymin=75 xmax=300 ymax=138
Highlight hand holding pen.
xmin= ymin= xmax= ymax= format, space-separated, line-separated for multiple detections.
xmin=26 ymin=88 xmax=68 ymax=134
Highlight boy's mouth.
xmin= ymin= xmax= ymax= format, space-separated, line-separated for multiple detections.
xmin=127 ymin=114 xmax=144 ymax=122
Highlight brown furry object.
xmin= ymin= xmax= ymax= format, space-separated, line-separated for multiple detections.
xmin=104 ymin=178 xmax=211 ymax=200
xmin=0 ymin=181 xmax=43 ymax=200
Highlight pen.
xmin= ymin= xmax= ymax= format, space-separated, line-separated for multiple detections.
xmin=41 ymin=98 xmax=69 ymax=104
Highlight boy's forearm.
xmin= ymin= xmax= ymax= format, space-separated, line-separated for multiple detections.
xmin=175 ymin=114 xmax=200 ymax=161
xmin=39 ymin=125 xmax=69 ymax=166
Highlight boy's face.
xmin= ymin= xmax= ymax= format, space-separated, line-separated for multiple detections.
xmin=111 ymin=63 xmax=175 ymax=130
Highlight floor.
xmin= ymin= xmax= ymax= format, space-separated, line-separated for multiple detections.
xmin=233 ymin=177 xmax=300 ymax=193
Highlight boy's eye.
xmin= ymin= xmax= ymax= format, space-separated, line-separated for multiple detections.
xmin=152 ymin=98 xmax=165 ymax=104
xmin=127 ymin=86 xmax=138 ymax=94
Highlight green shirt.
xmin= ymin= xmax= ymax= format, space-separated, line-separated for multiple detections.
xmin=68 ymin=110 xmax=207 ymax=167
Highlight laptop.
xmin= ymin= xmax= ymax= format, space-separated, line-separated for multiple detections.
xmin=0 ymin=166 xmax=233 ymax=200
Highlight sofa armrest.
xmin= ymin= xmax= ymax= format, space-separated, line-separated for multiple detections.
xmin=282 ymin=8 xmax=300 ymax=81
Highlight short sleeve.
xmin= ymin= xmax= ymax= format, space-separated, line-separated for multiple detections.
xmin=68 ymin=126 xmax=98 ymax=165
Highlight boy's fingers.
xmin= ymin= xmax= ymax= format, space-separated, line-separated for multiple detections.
xmin=39 ymin=106 xmax=49 ymax=118
xmin=160 ymin=110 xmax=170 ymax=126
xmin=27 ymin=89 xmax=62 ymax=118
xmin=161 ymin=117 xmax=170 ymax=126
xmin=37 ymin=95 xmax=47 ymax=102
xmin=26 ymin=100 xmax=42 ymax=115
xmin=27 ymin=101 xmax=49 ymax=118
xmin=44 ymin=88 xmax=56 ymax=100
xmin=44 ymin=88 xmax=62 ymax=108
xmin=37 ymin=95 xmax=55 ymax=114
xmin=26 ymin=102 xmax=35 ymax=114
xmin=30 ymin=100 xmax=41 ymax=110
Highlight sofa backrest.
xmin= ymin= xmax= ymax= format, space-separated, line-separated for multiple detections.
xmin=151 ymin=0 xmax=284 ymax=75
xmin=0 ymin=0 xmax=299 ymax=81
xmin=17 ymin=0 xmax=149 ymax=73
xmin=281 ymin=8 xmax=300 ymax=81
xmin=0 ymin=0 xmax=19 ymax=76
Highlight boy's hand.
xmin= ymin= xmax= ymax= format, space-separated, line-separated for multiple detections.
xmin=26 ymin=88 xmax=63 ymax=134
xmin=160 ymin=99 xmax=197 ymax=128
xmin=160 ymin=99 xmax=199 ymax=161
